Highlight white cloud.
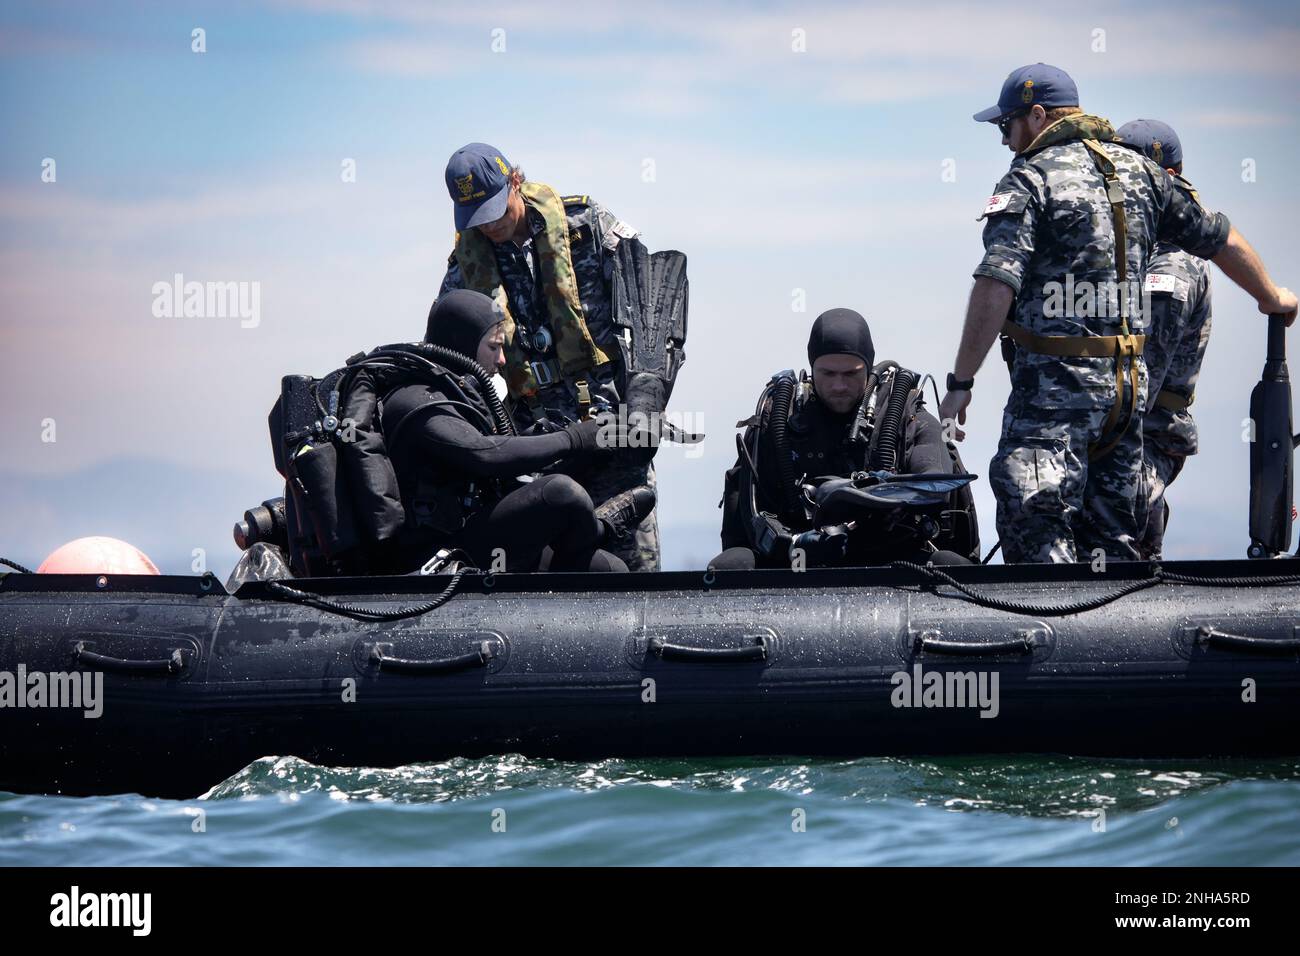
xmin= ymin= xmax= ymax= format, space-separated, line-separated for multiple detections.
xmin=277 ymin=0 xmax=1300 ymax=86
xmin=0 ymin=182 xmax=337 ymax=243
xmin=345 ymin=36 xmax=471 ymax=76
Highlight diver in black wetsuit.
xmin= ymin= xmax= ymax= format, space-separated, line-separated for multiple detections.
xmin=382 ymin=290 xmax=653 ymax=572
xmin=714 ymin=308 xmax=979 ymax=570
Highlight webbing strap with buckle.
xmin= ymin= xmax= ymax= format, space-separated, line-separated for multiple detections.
xmin=1001 ymin=320 xmax=1145 ymax=463
xmin=1001 ymin=321 xmax=1146 ymax=358
xmin=1090 ymin=333 xmax=1141 ymax=462
xmin=575 ymin=379 xmax=592 ymax=420
xmin=529 ymin=357 xmax=559 ymax=388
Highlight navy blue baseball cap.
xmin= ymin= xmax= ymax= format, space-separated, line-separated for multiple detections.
xmin=973 ymin=63 xmax=1079 ymax=123
xmin=445 ymin=143 xmax=514 ymax=231
xmin=1115 ymin=119 xmax=1183 ymax=169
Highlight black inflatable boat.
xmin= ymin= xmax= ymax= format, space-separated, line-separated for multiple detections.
xmin=4 ymin=318 xmax=1299 ymax=799
xmin=2 ymin=558 xmax=1299 ymax=799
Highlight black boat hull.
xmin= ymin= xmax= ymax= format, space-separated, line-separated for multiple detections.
xmin=2 ymin=560 xmax=1298 ymax=798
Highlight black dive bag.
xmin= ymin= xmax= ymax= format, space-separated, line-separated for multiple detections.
xmin=266 ymin=342 xmax=512 ymax=577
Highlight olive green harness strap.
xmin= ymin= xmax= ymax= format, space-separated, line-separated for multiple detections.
xmin=1081 ymin=139 xmax=1129 ymax=289
xmin=1001 ymin=319 xmax=1145 ymax=462
xmin=1081 ymin=138 xmax=1139 ymax=462
xmin=1092 ymin=334 xmax=1141 ymax=461
xmin=1000 ymin=322 xmax=1146 ymax=359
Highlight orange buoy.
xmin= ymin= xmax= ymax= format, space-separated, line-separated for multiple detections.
xmin=37 ymin=536 xmax=161 ymax=575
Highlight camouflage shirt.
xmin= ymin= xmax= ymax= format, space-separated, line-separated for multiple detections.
xmin=440 ymin=193 xmax=636 ymax=429
xmin=1140 ymin=242 xmax=1212 ymax=457
xmin=974 ymin=115 xmax=1229 ymax=409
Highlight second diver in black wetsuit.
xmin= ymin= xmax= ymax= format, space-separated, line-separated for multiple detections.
xmin=714 ymin=308 xmax=979 ymax=570
xmin=382 ymin=289 xmax=654 ymax=573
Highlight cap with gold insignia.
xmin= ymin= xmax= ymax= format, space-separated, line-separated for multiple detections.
xmin=445 ymin=143 xmax=514 ymax=231
xmin=973 ymin=63 xmax=1078 ymax=124
xmin=1115 ymin=119 xmax=1183 ymax=171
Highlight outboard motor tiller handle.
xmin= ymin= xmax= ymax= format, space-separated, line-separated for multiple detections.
xmin=1247 ymin=314 xmax=1295 ymax=558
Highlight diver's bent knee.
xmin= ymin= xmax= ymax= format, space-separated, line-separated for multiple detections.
xmin=537 ymin=474 xmax=594 ymax=514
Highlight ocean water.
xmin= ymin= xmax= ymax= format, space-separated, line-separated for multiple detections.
xmin=3 ymin=755 xmax=1298 ymax=866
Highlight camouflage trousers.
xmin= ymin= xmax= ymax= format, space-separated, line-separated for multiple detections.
xmin=1138 ymin=447 xmax=1186 ymax=560
xmin=990 ymin=362 xmax=1147 ymax=564
xmin=581 ymin=456 xmax=660 ymax=572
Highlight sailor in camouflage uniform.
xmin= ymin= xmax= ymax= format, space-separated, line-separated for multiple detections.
xmin=438 ymin=143 xmax=660 ymax=570
xmin=938 ymin=64 xmax=1296 ymax=564
xmin=1115 ymin=120 xmax=1212 ymax=559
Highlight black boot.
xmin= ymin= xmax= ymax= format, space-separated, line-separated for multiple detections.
xmin=595 ymin=486 xmax=656 ymax=544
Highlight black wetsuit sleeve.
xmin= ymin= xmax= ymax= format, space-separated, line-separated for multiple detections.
xmin=903 ymin=408 xmax=955 ymax=475
xmin=407 ymin=408 xmax=577 ymax=478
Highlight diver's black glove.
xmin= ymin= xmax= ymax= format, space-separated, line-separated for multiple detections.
xmin=567 ymin=411 xmax=659 ymax=461
xmin=564 ymin=418 xmax=606 ymax=455
xmin=789 ymin=523 xmax=853 ymax=566
xmin=607 ymin=405 xmax=660 ymax=467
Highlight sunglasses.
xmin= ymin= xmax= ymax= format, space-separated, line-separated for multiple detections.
xmin=477 ymin=183 xmax=520 ymax=233
xmin=998 ymin=109 xmax=1029 ymax=136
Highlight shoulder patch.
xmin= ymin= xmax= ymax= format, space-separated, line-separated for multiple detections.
xmin=977 ymin=192 xmax=1030 ymax=221
xmin=1143 ymin=272 xmax=1189 ymax=301
xmin=601 ymin=219 xmax=639 ymax=252
xmin=1170 ymin=173 xmax=1203 ymax=209
xmin=561 ymin=194 xmax=589 ymax=206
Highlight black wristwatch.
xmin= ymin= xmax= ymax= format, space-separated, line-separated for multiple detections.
xmin=946 ymin=372 xmax=975 ymax=392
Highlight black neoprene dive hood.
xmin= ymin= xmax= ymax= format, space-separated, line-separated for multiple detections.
xmin=425 ymin=289 xmax=503 ymax=360
xmin=807 ymin=308 xmax=876 ymax=369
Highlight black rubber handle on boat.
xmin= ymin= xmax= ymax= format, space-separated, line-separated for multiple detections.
xmin=370 ymin=640 xmax=497 ymax=673
xmin=648 ymin=635 xmax=768 ymax=663
xmin=913 ymin=632 xmax=1037 ymax=656
xmin=1196 ymin=625 xmax=1300 ymax=653
xmin=73 ymin=642 xmax=190 ymax=675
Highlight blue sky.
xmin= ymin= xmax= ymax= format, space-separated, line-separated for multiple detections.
xmin=3 ymin=0 xmax=1299 ymax=573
